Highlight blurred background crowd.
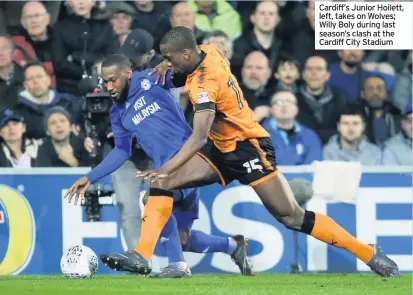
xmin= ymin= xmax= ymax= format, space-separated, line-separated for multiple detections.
xmin=0 ymin=0 xmax=411 ymax=169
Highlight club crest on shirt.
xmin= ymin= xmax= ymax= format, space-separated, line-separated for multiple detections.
xmin=141 ymin=79 xmax=151 ymax=91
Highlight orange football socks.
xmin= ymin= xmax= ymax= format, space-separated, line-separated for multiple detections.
xmin=310 ymin=212 xmax=374 ymax=263
xmin=135 ymin=189 xmax=173 ymax=260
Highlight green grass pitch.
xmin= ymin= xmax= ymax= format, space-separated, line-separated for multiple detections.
xmin=1 ymin=274 xmax=411 ymax=295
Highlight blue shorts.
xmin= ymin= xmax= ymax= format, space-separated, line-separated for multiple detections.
xmin=172 ymin=187 xmax=200 ymax=229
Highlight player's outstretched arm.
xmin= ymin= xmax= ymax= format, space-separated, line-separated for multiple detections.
xmin=139 ymin=110 xmax=215 ymax=180
xmin=64 ymin=135 xmax=132 ymax=204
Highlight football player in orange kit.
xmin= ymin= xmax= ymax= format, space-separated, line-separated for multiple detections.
xmin=100 ymin=26 xmax=399 ymax=278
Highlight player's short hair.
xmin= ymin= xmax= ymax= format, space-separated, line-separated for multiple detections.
xmin=102 ymin=54 xmax=133 ymax=70
xmin=337 ymin=103 xmax=366 ymax=123
xmin=160 ymin=26 xmax=197 ymax=52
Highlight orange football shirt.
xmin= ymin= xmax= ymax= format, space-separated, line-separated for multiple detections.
xmin=185 ymin=44 xmax=269 ymax=153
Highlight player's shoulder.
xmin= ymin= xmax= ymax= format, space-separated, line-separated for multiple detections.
xmin=131 ymin=70 xmax=156 ymax=92
xmin=189 ymin=58 xmax=219 ymax=86
xmin=200 ymin=44 xmax=225 ymax=58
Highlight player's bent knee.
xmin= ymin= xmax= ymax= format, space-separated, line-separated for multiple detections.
xmin=152 ymin=178 xmax=174 ymax=191
xmin=278 ymin=209 xmax=305 ymax=231
xmin=179 ymin=229 xmax=190 ymax=249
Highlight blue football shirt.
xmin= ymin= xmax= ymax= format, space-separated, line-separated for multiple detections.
xmin=110 ymin=69 xmax=192 ymax=169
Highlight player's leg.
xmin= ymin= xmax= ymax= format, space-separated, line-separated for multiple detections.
xmin=101 ymin=151 xmax=224 ymax=274
xmin=182 ymin=229 xmax=253 ymax=276
xmin=150 ymin=213 xmax=192 ymax=279
xmin=174 ymin=188 xmax=253 ymax=275
xmin=241 ymin=138 xmax=399 ymax=277
xmin=112 ymin=160 xmax=147 ymax=250
xmin=134 ymin=153 xmax=222 ymax=260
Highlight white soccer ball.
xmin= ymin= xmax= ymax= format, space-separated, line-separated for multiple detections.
xmin=60 ymin=245 xmax=98 ymax=279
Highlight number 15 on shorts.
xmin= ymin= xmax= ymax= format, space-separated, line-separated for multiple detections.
xmin=243 ymin=159 xmax=263 ymax=174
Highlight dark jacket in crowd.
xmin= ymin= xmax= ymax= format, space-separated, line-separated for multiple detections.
xmin=285 ymin=19 xmax=340 ymax=70
xmin=14 ymin=89 xmax=79 ymax=139
xmin=295 ymin=84 xmax=346 ymax=144
xmin=0 ymin=137 xmax=38 ymax=167
xmin=0 ymin=63 xmax=25 ymax=113
xmin=359 ymin=100 xmax=401 ymax=146
xmin=131 ymin=2 xmax=173 ymax=36
xmin=240 ymin=83 xmax=277 ymax=110
xmin=11 ymin=26 xmax=55 ymax=64
xmin=231 ymin=29 xmax=283 ymax=78
xmin=52 ymin=10 xmax=120 ymax=95
xmin=35 ymin=134 xmax=90 ymax=167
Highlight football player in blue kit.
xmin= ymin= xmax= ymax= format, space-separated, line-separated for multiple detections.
xmin=65 ymin=54 xmax=252 ymax=278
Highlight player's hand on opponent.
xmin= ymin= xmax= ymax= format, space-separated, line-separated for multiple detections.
xmin=136 ymin=169 xmax=168 ymax=182
xmin=64 ymin=176 xmax=91 ymax=205
xmin=149 ymin=60 xmax=170 ymax=85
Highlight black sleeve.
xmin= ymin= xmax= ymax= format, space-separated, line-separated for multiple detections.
xmin=51 ymin=26 xmax=84 ymax=79
xmin=194 ymin=102 xmax=216 ymax=112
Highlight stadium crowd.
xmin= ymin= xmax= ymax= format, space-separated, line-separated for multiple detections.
xmin=0 ymin=0 xmax=411 ymax=168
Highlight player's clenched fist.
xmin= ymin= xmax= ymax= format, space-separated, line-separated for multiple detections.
xmin=64 ymin=176 xmax=91 ymax=205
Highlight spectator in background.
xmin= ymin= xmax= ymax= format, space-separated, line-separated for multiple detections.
xmin=14 ymin=62 xmax=79 ymax=139
xmin=296 ymin=56 xmax=346 ymax=144
xmin=328 ymin=50 xmax=365 ymax=103
xmin=391 ymin=51 xmax=412 ymax=111
xmin=274 ymin=55 xmax=300 ymax=93
xmin=52 ymin=0 xmax=119 ymax=96
xmin=0 ymin=109 xmax=38 ymax=167
xmin=360 ymin=75 xmax=401 ymax=146
xmin=364 ymin=50 xmax=409 ymax=74
xmin=239 ymin=51 xmax=275 ymax=122
xmin=120 ymin=29 xmax=163 ymax=70
xmin=13 ymin=1 xmax=56 ymax=87
xmin=0 ymin=1 xmax=61 ymax=34
xmin=384 ymin=104 xmax=412 ymax=165
xmin=328 ymin=50 xmax=395 ymax=103
xmin=286 ymin=0 xmax=339 ymax=70
xmin=131 ymin=0 xmax=172 ymax=36
xmin=0 ymin=34 xmax=25 ymax=113
xmin=188 ymin=0 xmax=242 ymax=40
xmin=202 ymin=30 xmax=233 ymax=60
xmin=323 ymin=103 xmax=395 ymax=165
xmin=36 ymin=106 xmax=89 ymax=167
xmin=107 ymin=1 xmax=135 ymax=46
xmin=153 ymin=2 xmax=206 ymax=54
xmin=262 ymin=91 xmax=322 ymax=165
xmin=232 ymin=1 xmax=282 ymax=77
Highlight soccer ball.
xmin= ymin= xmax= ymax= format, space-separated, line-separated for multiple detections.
xmin=60 ymin=245 xmax=98 ymax=279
